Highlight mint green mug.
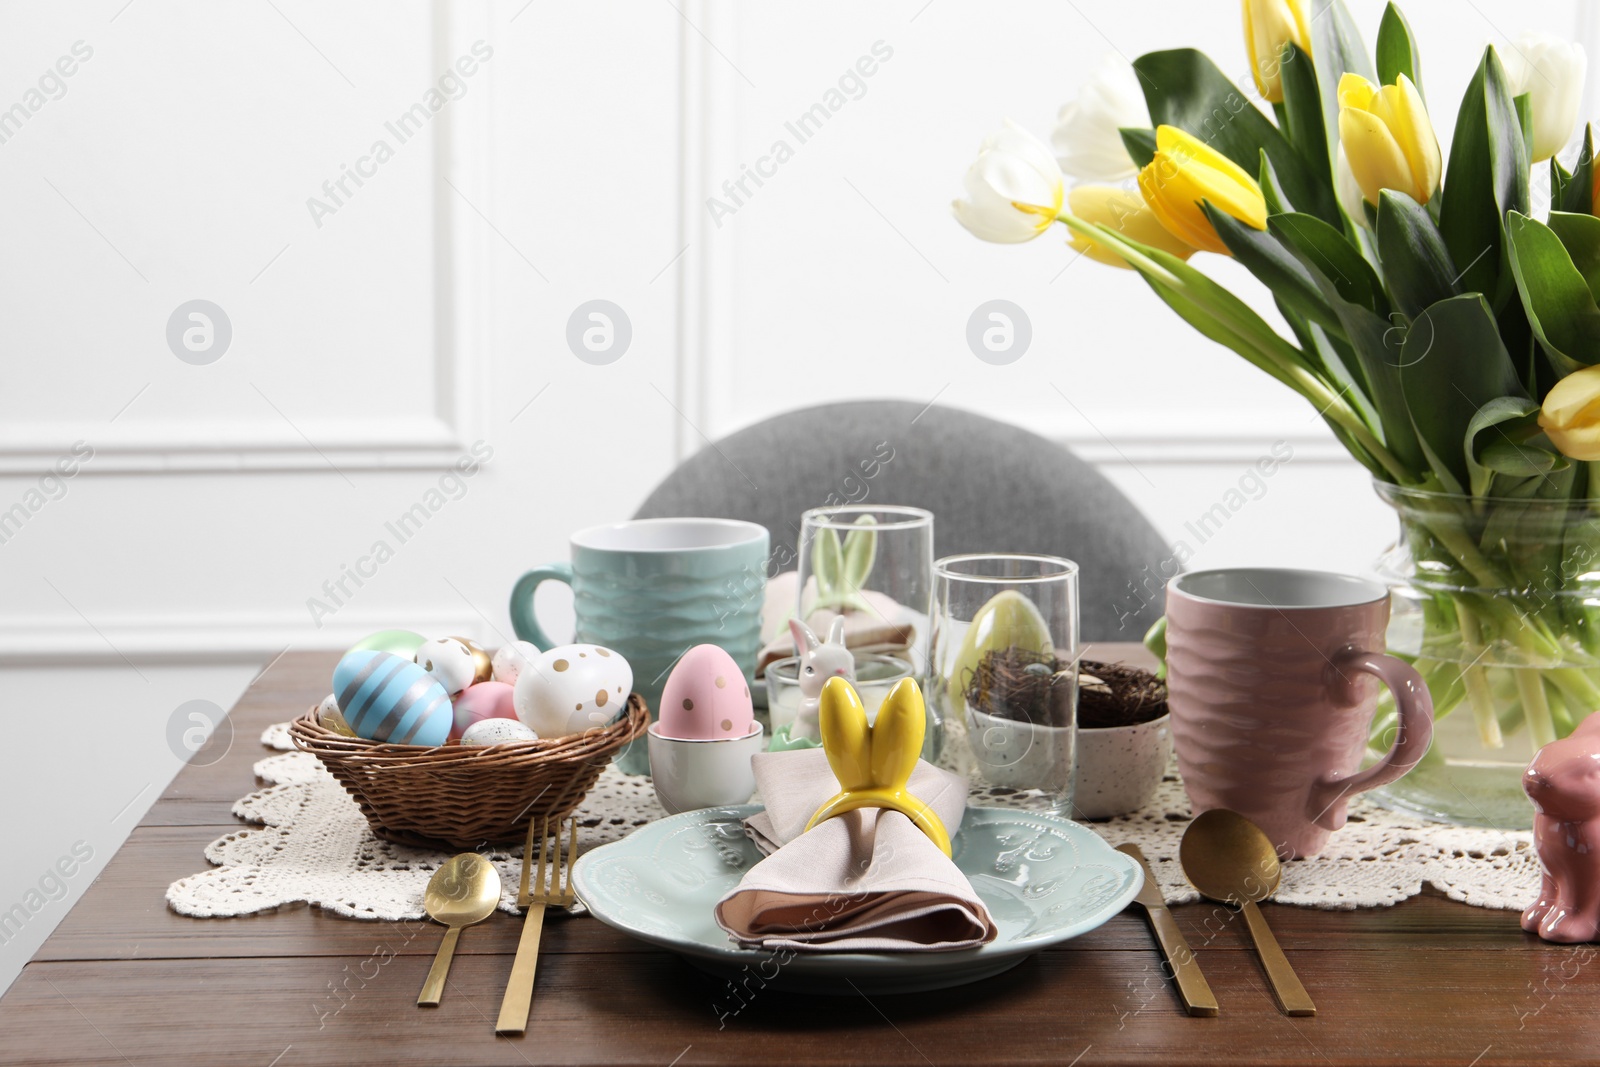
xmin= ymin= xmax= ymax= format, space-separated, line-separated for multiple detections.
xmin=510 ymin=518 xmax=770 ymax=773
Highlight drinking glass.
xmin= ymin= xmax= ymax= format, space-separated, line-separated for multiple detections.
xmin=795 ymin=505 xmax=936 ymax=752
xmin=931 ymin=553 xmax=1080 ymax=814
xmin=766 ymin=652 xmax=916 ymax=734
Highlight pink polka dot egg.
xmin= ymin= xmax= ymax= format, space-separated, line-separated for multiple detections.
xmin=657 ymin=644 xmax=755 ymax=741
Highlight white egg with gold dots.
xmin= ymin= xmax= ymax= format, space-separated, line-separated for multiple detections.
xmin=414 ymin=637 xmax=478 ymax=696
xmin=513 ymin=644 xmax=632 ymax=740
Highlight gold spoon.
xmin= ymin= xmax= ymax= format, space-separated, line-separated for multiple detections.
xmin=1179 ymin=809 xmax=1315 ymax=1017
xmin=417 ymin=853 xmax=502 ymax=1007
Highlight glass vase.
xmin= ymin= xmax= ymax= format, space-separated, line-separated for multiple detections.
xmin=1367 ymin=481 xmax=1600 ymax=829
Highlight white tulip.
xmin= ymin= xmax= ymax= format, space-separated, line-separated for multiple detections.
xmin=1335 ymin=146 xmax=1369 ymax=229
xmin=952 ymin=120 xmax=1065 ymax=244
xmin=1052 ymin=53 xmax=1149 ymax=183
xmin=1499 ymin=31 xmax=1587 ymax=163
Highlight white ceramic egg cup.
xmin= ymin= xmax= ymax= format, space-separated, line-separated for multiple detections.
xmin=646 ymin=721 xmax=765 ymax=815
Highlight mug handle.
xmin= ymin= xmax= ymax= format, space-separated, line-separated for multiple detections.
xmin=1307 ymin=649 xmax=1435 ymax=831
xmin=509 ymin=564 xmax=573 ymax=651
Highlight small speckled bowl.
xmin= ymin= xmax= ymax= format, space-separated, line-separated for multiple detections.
xmin=1073 ymin=714 xmax=1171 ymax=819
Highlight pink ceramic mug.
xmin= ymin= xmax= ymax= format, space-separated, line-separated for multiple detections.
xmin=1165 ymin=568 xmax=1434 ymax=859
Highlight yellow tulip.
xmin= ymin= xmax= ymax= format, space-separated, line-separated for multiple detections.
xmin=1338 ymin=73 xmax=1441 ymax=206
xmin=1243 ymin=0 xmax=1312 ymax=103
xmin=1137 ymin=125 xmax=1268 ymax=255
xmin=1540 ymin=364 xmax=1600 ymax=461
xmin=1065 ymin=185 xmax=1196 ymax=267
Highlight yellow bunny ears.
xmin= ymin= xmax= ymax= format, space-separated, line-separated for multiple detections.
xmin=804 ymin=675 xmax=952 ymax=857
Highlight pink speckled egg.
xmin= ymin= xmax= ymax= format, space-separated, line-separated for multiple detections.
xmin=450 ymin=680 xmax=518 ymax=740
xmin=658 ymin=644 xmax=755 ymax=740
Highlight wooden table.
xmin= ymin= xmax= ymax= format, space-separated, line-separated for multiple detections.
xmin=4 ymin=646 xmax=1597 ymax=1066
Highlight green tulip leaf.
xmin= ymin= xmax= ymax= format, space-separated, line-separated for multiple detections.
xmin=1143 ymin=616 xmax=1168 ymax=679
xmin=1119 ymin=127 xmax=1156 ymax=169
xmin=1551 ymin=156 xmax=1572 ymax=211
xmin=1376 ymin=190 xmax=1459 ymax=318
xmin=1258 ymin=150 xmax=1296 ymax=216
xmin=1132 ymin=48 xmax=1339 ymax=227
xmin=1398 ymin=293 xmax=1529 ymax=491
xmin=1376 ymin=3 xmax=1424 ymax=97
xmin=1463 ymin=396 xmax=1543 ymax=497
xmin=1066 ymin=215 xmax=1410 ymax=480
xmin=1205 ymin=205 xmax=1342 ymax=336
xmin=1310 ymin=0 xmax=1375 ymax=179
xmin=1478 ymin=440 xmax=1563 ymax=478
xmin=1439 ymin=47 xmax=1530 ymax=298
xmin=1505 ymin=210 xmax=1600 ymax=374
xmin=1268 ymin=212 xmax=1385 ymax=314
xmin=1562 ymin=126 xmax=1595 ymax=216
xmin=1276 ymin=43 xmax=1331 ymax=189
xmin=1514 ymin=93 xmax=1536 ymax=161
xmin=1277 ymin=302 xmax=1382 ymax=433
xmin=1546 ymin=210 xmax=1600 ymax=304
xmin=1278 ymin=236 xmax=1424 ymax=474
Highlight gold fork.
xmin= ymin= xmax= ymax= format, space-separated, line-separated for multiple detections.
xmin=495 ymin=815 xmax=578 ymax=1034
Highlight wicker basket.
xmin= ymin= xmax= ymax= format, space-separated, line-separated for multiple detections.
xmin=289 ymin=694 xmax=649 ymax=850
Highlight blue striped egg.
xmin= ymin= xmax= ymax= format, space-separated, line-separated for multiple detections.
xmin=333 ymin=650 xmax=453 ymax=747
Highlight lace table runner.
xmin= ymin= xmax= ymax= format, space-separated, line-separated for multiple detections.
xmin=166 ymin=722 xmax=1542 ymax=921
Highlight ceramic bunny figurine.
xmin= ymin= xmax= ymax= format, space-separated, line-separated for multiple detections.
xmin=1523 ymin=714 xmax=1600 ymax=942
xmin=789 ymin=616 xmax=854 ymax=742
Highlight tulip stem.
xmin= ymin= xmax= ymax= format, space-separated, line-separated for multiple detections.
xmin=1056 ymin=213 xmax=1413 ymax=484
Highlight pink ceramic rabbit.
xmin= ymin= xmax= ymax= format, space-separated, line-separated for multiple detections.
xmin=789 ymin=616 xmax=854 ymax=742
xmin=1523 ymin=714 xmax=1600 ymax=943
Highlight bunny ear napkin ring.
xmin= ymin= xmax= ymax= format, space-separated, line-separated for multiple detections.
xmin=803 ymin=676 xmax=952 ymax=857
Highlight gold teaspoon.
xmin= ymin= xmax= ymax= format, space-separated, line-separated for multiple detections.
xmin=417 ymin=853 xmax=502 ymax=1007
xmin=1179 ymin=809 xmax=1315 ymax=1017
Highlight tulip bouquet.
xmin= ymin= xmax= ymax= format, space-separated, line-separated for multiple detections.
xmin=954 ymin=0 xmax=1600 ymax=785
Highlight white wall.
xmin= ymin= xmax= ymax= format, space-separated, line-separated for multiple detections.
xmin=0 ymin=0 xmax=1590 ymax=994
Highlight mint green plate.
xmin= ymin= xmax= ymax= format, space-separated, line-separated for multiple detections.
xmin=570 ymin=804 xmax=1142 ymax=995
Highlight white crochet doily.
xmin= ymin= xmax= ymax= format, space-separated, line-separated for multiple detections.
xmin=166 ymin=723 xmax=1542 ymax=921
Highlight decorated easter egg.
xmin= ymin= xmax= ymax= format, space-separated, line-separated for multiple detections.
xmin=491 ymin=640 xmax=541 ymax=686
xmin=449 ymin=635 xmax=494 ymax=685
xmin=461 ymin=718 xmax=538 ymax=746
xmin=658 ymin=644 xmax=754 ymax=740
xmin=415 ymin=637 xmax=478 ymax=696
xmin=316 ymin=693 xmax=357 ymax=737
xmin=945 ymin=590 xmax=1055 ymax=694
xmin=450 ymin=680 xmax=518 ymax=740
xmin=514 ymin=644 xmax=632 ymax=739
xmin=347 ymin=629 xmax=427 ymax=659
xmin=333 ymin=650 xmax=454 ymax=746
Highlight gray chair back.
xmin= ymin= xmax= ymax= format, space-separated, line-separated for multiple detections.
xmin=633 ymin=400 xmax=1171 ymax=640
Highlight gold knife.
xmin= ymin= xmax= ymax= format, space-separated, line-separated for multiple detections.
xmin=1116 ymin=842 xmax=1220 ymax=1017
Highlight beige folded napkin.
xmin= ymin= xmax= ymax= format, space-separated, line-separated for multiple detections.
xmin=713 ymin=748 xmax=999 ymax=953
